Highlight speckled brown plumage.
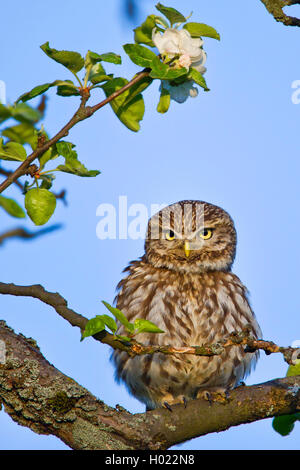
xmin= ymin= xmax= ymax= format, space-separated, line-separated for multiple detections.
xmin=111 ymin=200 xmax=262 ymax=410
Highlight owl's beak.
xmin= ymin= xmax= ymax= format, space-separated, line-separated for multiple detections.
xmin=184 ymin=240 xmax=190 ymax=258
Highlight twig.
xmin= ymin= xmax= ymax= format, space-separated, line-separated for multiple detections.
xmin=0 ymin=69 xmax=150 ymax=194
xmin=0 ymin=283 xmax=87 ymax=330
xmin=286 ymin=1 xmax=300 ymax=5
xmin=0 ymin=224 xmax=62 ymax=246
xmin=0 ymin=167 xmax=24 ymax=191
xmin=0 ymin=167 xmax=67 ymax=202
xmin=37 ymin=95 xmax=47 ymax=115
xmin=0 ymin=282 xmax=299 ymax=364
xmin=53 ymin=189 xmax=67 ymax=205
xmin=260 ymin=0 xmax=300 ymax=26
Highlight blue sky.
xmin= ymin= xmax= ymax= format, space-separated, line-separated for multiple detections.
xmin=0 ymin=0 xmax=300 ymax=449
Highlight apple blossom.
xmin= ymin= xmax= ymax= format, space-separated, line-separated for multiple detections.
xmin=152 ymin=27 xmax=207 ymax=74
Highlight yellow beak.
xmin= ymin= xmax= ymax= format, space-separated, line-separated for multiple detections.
xmin=184 ymin=240 xmax=190 ymax=258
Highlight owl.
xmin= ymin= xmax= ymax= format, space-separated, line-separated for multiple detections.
xmin=111 ymin=200 xmax=262 ymax=410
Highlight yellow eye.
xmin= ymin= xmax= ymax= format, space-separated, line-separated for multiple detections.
xmin=199 ymin=228 xmax=213 ymax=240
xmin=165 ymin=230 xmax=175 ymax=241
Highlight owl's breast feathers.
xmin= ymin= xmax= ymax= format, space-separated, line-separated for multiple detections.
xmin=112 ymin=257 xmax=262 ymax=409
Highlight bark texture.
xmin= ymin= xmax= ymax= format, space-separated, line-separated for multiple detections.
xmin=260 ymin=0 xmax=300 ymax=26
xmin=1 ymin=321 xmax=299 ymax=450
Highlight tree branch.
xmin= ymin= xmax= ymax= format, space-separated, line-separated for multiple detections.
xmin=0 ymin=282 xmax=299 ymax=365
xmin=260 ymin=0 xmax=300 ymax=26
xmin=0 ymin=321 xmax=144 ymax=450
xmin=0 ymin=69 xmax=150 ymax=195
xmin=0 ymin=321 xmax=299 ymax=450
xmin=0 ymin=224 xmax=62 ymax=247
xmin=0 ymin=168 xmax=24 ymax=191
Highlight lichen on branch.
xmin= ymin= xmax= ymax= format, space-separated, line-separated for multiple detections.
xmin=260 ymin=0 xmax=300 ymax=26
xmin=0 ymin=320 xmax=299 ymax=450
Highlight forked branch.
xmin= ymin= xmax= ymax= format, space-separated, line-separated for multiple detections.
xmin=0 ymin=225 xmax=62 ymax=247
xmin=0 ymin=69 xmax=150 ymax=195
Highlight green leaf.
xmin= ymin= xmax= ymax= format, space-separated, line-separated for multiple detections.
xmin=87 ymin=63 xmax=112 ymax=85
xmin=133 ymin=319 xmax=164 ymax=334
xmin=115 ymin=334 xmax=132 ymax=342
xmin=272 ymin=414 xmax=300 ymax=437
xmin=122 ymin=76 xmax=153 ymax=107
xmin=183 ymin=22 xmax=220 ymax=40
xmin=11 ymin=103 xmax=42 ymax=123
xmin=0 ymin=104 xmax=12 ymax=123
xmin=16 ymin=82 xmax=55 ymax=103
xmin=56 ymin=141 xmax=75 ymax=156
xmin=39 ymin=146 xmax=58 ymax=170
xmin=40 ymin=42 xmax=84 ymax=73
xmin=155 ymin=3 xmax=186 ymax=26
xmin=134 ymin=15 xmax=156 ymax=47
xmin=287 ymin=358 xmax=300 ymax=377
xmin=97 ymin=314 xmax=117 ymax=334
xmin=272 ymin=357 xmax=300 ymax=436
xmin=17 ymin=81 xmax=78 ymax=102
xmin=54 ymin=141 xmax=100 ymax=177
xmin=188 ymin=68 xmax=209 ymax=91
xmin=85 ymin=50 xmax=100 ymax=68
xmin=97 ymin=52 xmax=122 ymax=65
xmin=88 ymin=61 xmax=106 ymax=75
xmin=17 ymin=83 xmax=53 ymax=102
xmin=56 ymin=164 xmax=99 ymax=177
xmin=157 ymin=87 xmax=170 ymax=113
xmin=149 ymin=56 xmax=187 ymax=80
xmin=25 ymin=188 xmax=56 ymax=226
xmin=90 ymin=74 xmax=113 ymax=86
xmin=123 ymin=44 xmax=157 ymax=68
xmin=86 ymin=51 xmax=122 ymax=65
xmin=102 ymin=77 xmax=145 ymax=132
xmin=56 ymin=86 xmax=80 ymax=97
xmin=39 ymin=174 xmax=55 ymax=190
xmin=88 ymin=60 xmax=106 ymax=75
xmin=55 ymin=80 xmax=80 ymax=97
xmin=0 ymin=141 xmax=27 ymax=162
xmin=1 ymin=123 xmax=36 ymax=147
xmin=154 ymin=15 xmax=170 ymax=29
xmin=81 ymin=316 xmax=106 ymax=341
xmin=102 ymin=301 xmax=134 ymax=333
xmin=0 ymin=195 xmax=26 ymax=218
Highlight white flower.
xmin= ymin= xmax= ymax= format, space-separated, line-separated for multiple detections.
xmin=161 ymin=80 xmax=198 ymax=104
xmin=152 ymin=27 xmax=207 ymax=74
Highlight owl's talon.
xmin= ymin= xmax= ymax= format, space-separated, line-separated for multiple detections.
xmin=195 ymin=389 xmax=213 ymax=404
xmin=203 ymin=391 xmax=213 ymax=405
xmin=214 ymin=388 xmax=231 ymax=402
xmin=164 ymin=401 xmax=173 ymax=412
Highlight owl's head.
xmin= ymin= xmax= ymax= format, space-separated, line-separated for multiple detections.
xmin=144 ymin=200 xmax=237 ymax=274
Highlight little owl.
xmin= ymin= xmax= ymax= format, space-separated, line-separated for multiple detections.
xmin=112 ymin=200 xmax=262 ymax=410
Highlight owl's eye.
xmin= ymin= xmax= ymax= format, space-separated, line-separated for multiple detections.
xmin=199 ymin=228 xmax=213 ymax=240
xmin=165 ymin=230 xmax=175 ymax=241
